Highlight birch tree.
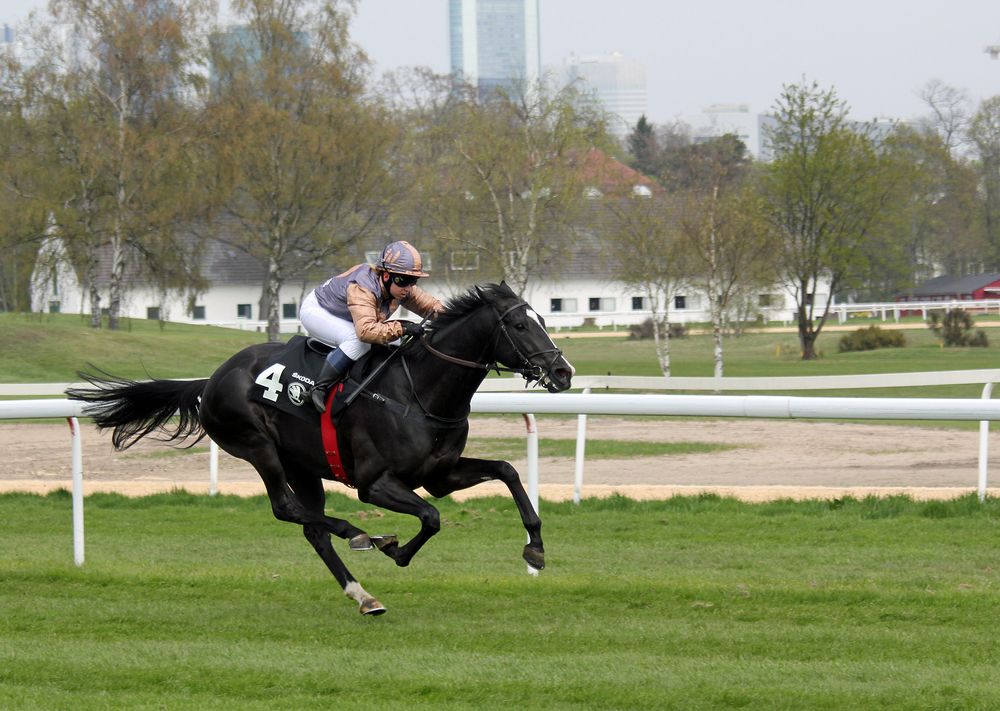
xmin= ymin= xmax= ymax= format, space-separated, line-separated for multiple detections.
xmin=672 ymin=139 xmax=775 ymax=377
xmin=206 ymin=0 xmax=398 ymax=341
xmin=602 ymin=195 xmax=687 ymax=376
xmin=32 ymin=0 xmax=212 ymax=329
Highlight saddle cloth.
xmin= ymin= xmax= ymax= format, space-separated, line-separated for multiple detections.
xmin=249 ymin=335 xmax=354 ymax=485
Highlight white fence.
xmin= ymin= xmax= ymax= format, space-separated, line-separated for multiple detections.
xmin=830 ymin=299 xmax=1000 ymax=325
xmin=3 ymin=368 xmax=1000 ymax=565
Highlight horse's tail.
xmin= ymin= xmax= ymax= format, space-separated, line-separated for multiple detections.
xmin=66 ymin=368 xmax=209 ymax=450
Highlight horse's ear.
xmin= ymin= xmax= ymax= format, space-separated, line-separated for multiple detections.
xmin=499 ymin=280 xmax=515 ymax=296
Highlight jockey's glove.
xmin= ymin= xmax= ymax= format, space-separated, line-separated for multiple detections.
xmin=402 ymin=321 xmax=425 ymax=339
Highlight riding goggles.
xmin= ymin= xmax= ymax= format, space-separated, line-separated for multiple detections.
xmin=390 ymin=274 xmax=419 ymax=287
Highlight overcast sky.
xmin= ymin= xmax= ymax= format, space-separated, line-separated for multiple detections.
xmin=4 ymin=0 xmax=1000 ymax=124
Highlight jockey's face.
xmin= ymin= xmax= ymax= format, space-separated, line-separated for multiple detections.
xmin=384 ymin=272 xmax=419 ymax=299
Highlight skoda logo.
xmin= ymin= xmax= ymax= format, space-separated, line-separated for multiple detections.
xmin=287 ymin=382 xmax=307 ymax=407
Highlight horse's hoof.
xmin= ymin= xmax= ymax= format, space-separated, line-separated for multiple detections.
xmin=371 ymin=534 xmax=397 ymax=550
xmin=360 ymin=597 xmax=387 ymax=616
xmin=523 ymin=545 xmax=545 ymax=570
xmin=349 ymin=534 xmax=373 ymax=551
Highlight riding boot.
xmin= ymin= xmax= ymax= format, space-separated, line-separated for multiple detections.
xmin=310 ymin=349 xmax=354 ymax=413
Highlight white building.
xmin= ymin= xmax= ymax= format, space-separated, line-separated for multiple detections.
xmin=563 ymin=52 xmax=647 ymax=139
xmin=684 ymin=104 xmax=775 ymax=159
xmin=30 ymin=219 xmax=819 ymax=334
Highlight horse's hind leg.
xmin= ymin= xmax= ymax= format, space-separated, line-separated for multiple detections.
xmin=357 ymin=473 xmax=441 ymax=568
xmin=291 ymin=476 xmax=386 ymax=615
xmin=424 ymin=457 xmax=544 ymax=570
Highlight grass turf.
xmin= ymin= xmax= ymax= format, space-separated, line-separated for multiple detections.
xmin=2 ymin=491 xmax=999 ymax=710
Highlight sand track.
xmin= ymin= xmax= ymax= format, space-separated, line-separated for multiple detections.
xmin=2 ymin=417 xmax=996 ymax=501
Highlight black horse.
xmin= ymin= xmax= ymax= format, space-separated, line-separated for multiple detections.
xmin=67 ymin=282 xmax=574 ymax=615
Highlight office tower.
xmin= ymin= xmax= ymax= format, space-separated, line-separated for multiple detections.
xmin=449 ymin=0 xmax=540 ymax=96
xmin=564 ymin=52 xmax=647 ymax=138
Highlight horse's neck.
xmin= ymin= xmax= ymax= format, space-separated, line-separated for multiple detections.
xmin=410 ymin=312 xmax=495 ymax=412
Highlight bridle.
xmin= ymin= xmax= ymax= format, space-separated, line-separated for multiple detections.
xmin=419 ymin=301 xmax=565 ymax=386
xmin=357 ymin=298 xmax=566 ymax=426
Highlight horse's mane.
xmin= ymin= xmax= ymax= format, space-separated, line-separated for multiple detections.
xmin=428 ymin=283 xmax=512 ymax=333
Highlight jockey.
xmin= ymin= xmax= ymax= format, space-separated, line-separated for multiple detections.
xmin=300 ymin=240 xmax=444 ymax=412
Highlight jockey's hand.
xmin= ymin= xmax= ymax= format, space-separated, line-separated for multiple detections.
xmin=402 ymin=321 xmax=424 ymax=340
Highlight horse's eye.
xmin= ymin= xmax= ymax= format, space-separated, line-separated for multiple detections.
xmin=514 ymin=322 xmax=526 ymax=330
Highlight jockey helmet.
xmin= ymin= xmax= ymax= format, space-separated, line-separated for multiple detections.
xmin=378 ymin=240 xmax=429 ymax=278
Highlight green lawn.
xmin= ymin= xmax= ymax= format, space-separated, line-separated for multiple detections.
xmin=2 ymin=491 xmax=999 ymax=710
xmin=3 ymin=311 xmax=999 ymax=390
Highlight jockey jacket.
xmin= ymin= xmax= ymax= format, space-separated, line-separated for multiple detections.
xmin=313 ymin=264 xmax=443 ymax=344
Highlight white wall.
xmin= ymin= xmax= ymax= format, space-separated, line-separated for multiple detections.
xmin=30 ymin=237 xmax=816 ymax=331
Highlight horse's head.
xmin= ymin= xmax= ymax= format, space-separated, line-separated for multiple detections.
xmin=475 ymin=282 xmax=575 ymax=393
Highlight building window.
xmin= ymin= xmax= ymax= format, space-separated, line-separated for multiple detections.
xmin=146 ymin=306 xmax=161 ymax=320
xmin=805 ymin=293 xmax=814 ymax=306
xmin=282 ymin=302 xmax=297 ymax=319
xmin=237 ymin=303 xmax=252 ymax=319
xmin=192 ymin=305 xmax=206 ymax=320
xmin=589 ymin=297 xmax=615 ymax=312
xmin=758 ymin=294 xmax=772 ymax=307
xmin=631 ymin=296 xmax=646 ymax=310
xmin=450 ymin=250 xmax=479 ymax=271
xmin=48 ymin=301 xmax=61 ymax=314
xmin=550 ymin=298 xmax=577 ymax=313
xmin=674 ymin=295 xmax=687 ymax=310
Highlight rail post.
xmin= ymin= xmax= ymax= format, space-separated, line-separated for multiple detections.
xmin=573 ymin=388 xmax=591 ymax=504
xmin=979 ymin=382 xmax=995 ymax=502
xmin=68 ymin=416 xmax=84 ymax=566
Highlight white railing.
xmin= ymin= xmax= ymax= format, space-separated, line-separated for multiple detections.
xmin=830 ymin=299 xmax=1000 ymax=325
xmin=4 ymin=369 xmax=1000 ymax=565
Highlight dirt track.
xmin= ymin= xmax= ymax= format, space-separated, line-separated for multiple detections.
xmin=1 ymin=416 xmax=996 ymax=502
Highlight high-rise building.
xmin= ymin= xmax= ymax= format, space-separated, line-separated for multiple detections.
xmin=564 ymin=52 xmax=647 ymax=139
xmin=449 ymin=0 xmax=540 ymax=97
xmin=1 ymin=23 xmax=14 ymax=47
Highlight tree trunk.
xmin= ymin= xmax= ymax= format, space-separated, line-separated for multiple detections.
xmin=649 ymin=288 xmax=671 ymax=376
xmin=107 ymin=233 xmax=125 ymax=331
xmin=799 ymin=325 xmax=819 ymax=360
xmin=265 ymin=256 xmax=282 ymax=343
xmin=108 ymin=77 xmax=128 ymax=331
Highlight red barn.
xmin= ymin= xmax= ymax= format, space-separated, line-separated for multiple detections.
xmin=898 ymin=273 xmax=1000 ymax=303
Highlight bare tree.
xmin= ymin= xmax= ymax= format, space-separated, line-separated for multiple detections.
xmin=919 ymin=79 xmax=973 ymax=153
xmin=206 ymin=0 xmax=399 ymax=341
xmin=406 ymin=77 xmax=611 ymax=295
xmin=30 ymin=0 xmax=214 ymax=329
xmin=602 ymin=195 xmax=687 ymax=376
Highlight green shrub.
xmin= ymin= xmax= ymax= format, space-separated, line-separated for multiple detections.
xmin=628 ymin=318 xmax=687 ymax=340
xmin=928 ymin=308 xmax=990 ymax=347
xmin=837 ymin=325 xmax=906 ymax=353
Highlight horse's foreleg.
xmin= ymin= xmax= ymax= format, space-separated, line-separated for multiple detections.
xmin=357 ymin=474 xmax=440 ymax=567
xmin=302 ymin=525 xmax=385 ymax=615
xmin=424 ymin=457 xmax=544 ymax=570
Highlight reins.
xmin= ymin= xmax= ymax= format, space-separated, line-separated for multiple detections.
xmin=350 ymin=296 xmax=564 ymax=425
xmin=420 ymin=301 xmax=563 ymax=381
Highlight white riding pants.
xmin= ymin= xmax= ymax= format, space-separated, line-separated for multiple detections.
xmin=299 ymin=291 xmax=372 ymax=361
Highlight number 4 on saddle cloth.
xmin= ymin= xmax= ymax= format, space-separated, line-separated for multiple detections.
xmin=249 ymin=335 xmax=358 ymax=485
